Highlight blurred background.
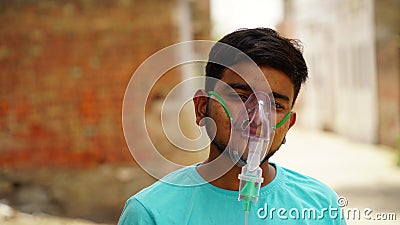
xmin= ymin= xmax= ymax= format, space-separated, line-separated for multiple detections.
xmin=0 ymin=0 xmax=399 ymax=224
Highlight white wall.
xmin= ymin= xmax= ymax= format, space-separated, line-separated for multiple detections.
xmin=291 ymin=0 xmax=378 ymax=143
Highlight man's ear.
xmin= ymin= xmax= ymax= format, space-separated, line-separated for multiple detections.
xmin=288 ymin=111 xmax=297 ymax=130
xmin=282 ymin=112 xmax=296 ymax=145
xmin=193 ymin=89 xmax=209 ymax=126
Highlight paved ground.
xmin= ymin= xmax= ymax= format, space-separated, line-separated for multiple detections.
xmin=0 ymin=202 xmax=109 ymax=225
xmin=273 ymin=128 xmax=400 ymax=225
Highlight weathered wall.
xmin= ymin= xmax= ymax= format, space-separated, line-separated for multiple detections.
xmin=0 ymin=0 xmax=210 ymax=223
xmin=279 ymin=0 xmax=399 ymax=149
xmin=0 ymin=0 xmax=210 ymax=168
xmin=0 ymin=0 xmax=171 ymax=168
xmin=375 ymin=0 xmax=400 ymax=148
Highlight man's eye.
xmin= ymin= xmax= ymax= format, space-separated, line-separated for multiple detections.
xmin=228 ymin=93 xmax=248 ymax=102
xmin=272 ymin=102 xmax=283 ymax=109
xmin=238 ymin=94 xmax=249 ymax=102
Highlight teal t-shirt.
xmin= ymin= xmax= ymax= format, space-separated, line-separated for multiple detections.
xmin=119 ymin=163 xmax=347 ymax=225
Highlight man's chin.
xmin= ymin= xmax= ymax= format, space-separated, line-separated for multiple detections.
xmin=239 ymin=148 xmax=278 ymax=166
xmin=212 ymin=139 xmax=280 ymax=167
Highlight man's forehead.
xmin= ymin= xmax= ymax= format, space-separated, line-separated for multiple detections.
xmin=214 ymin=63 xmax=295 ymax=106
xmin=218 ymin=66 xmax=271 ymax=92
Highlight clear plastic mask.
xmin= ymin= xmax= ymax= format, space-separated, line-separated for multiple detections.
xmin=229 ymin=91 xmax=275 ymax=166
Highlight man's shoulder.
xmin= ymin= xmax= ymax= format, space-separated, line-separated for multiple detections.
xmin=280 ymin=165 xmax=336 ymax=192
xmin=133 ymin=165 xmax=202 ymax=203
xmin=121 ymin=165 xmax=207 ymax=224
xmin=277 ymin=164 xmax=340 ymax=205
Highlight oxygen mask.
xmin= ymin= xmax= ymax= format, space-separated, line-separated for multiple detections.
xmin=208 ymin=90 xmax=292 ymax=225
xmin=230 ymin=91 xmax=275 ymax=166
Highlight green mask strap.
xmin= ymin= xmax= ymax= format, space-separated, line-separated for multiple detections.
xmin=207 ymin=91 xmax=232 ymax=121
xmin=274 ymin=111 xmax=292 ymax=129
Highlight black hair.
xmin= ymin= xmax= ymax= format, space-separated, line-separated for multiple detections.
xmin=205 ymin=28 xmax=308 ymax=105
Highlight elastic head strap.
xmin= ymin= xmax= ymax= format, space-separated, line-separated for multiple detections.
xmin=207 ymin=91 xmax=232 ymax=121
xmin=274 ymin=111 xmax=292 ymax=129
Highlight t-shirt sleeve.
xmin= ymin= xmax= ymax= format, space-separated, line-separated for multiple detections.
xmin=118 ymin=197 xmax=156 ymax=225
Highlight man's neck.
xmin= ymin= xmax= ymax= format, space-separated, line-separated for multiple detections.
xmin=196 ymin=152 xmax=276 ymax=191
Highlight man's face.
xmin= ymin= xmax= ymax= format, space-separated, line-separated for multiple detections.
xmin=200 ymin=62 xmax=296 ymax=162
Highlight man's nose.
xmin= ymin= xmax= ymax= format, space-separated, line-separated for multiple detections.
xmin=249 ymin=100 xmax=264 ymax=126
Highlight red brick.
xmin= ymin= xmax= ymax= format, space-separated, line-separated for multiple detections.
xmin=0 ymin=0 xmax=210 ymax=169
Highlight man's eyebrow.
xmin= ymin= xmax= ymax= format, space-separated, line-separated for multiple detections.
xmin=272 ymin=91 xmax=290 ymax=103
xmin=223 ymin=83 xmax=290 ymax=102
xmin=225 ymin=82 xmax=252 ymax=91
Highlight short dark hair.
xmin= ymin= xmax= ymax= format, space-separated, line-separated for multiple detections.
xmin=205 ymin=28 xmax=308 ymax=105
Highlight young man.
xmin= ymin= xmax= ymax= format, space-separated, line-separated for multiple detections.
xmin=119 ymin=28 xmax=346 ymax=224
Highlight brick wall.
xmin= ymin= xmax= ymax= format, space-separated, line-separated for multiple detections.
xmin=375 ymin=0 xmax=400 ymax=148
xmin=0 ymin=0 xmax=210 ymax=168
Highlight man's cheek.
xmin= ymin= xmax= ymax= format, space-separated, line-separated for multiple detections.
xmin=271 ymin=133 xmax=284 ymax=148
